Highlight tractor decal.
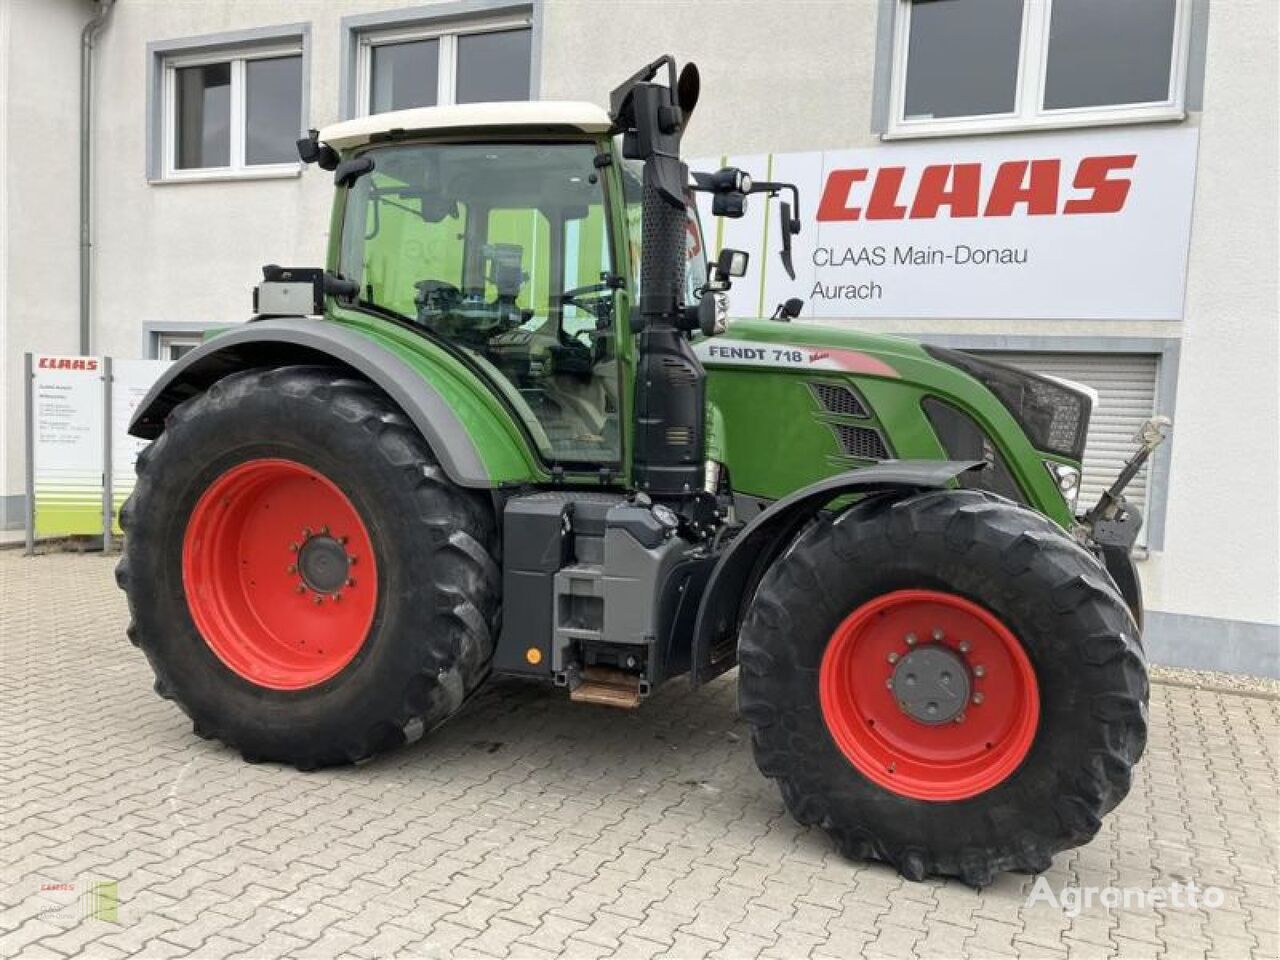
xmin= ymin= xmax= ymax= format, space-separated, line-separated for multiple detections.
xmin=696 ymin=339 xmax=899 ymax=378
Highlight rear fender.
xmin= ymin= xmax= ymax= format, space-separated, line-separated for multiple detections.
xmin=690 ymin=460 xmax=983 ymax=684
xmin=130 ymin=317 xmax=540 ymax=488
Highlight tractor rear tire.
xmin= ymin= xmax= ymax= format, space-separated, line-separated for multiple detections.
xmin=737 ymin=489 xmax=1147 ymax=886
xmin=116 ymin=366 xmax=499 ymax=770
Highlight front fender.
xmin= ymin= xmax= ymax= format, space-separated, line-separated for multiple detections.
xmin=690 ymin=460 xmax=983 ymax=684
xmin=130 ymin=317 xmax=543 ymax=489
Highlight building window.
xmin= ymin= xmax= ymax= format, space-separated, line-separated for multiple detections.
xmin=155 ymin=333 xmax=204 ymax=361
xmin=356 ymin=19 xmax=531 ymax=115
xmin=887 ymin=0 xmax=1191 ymax=138
xmin=145 ymin=324 xmax=220 ymax=360
xmin=149 ymin=25 xmax=309 ymax=182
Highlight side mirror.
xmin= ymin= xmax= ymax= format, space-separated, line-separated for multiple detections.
xmin=778 ymin=201 xmax=800 ymax=280
xmin=716 ymin=248 xmax=749 ymax=278
xmin=771 ymin=297 xmax=803 ymax=322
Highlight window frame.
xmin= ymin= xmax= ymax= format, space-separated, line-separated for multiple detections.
xmin=161 ymin=42 xmax=304 ymax=181
xmin=147 ymin=24 xmax=310 ymax=184
xmin=143 ymin=322 xmax=220 ymax=360
xmin=354 ymin=14 xmax=532 ymax=117
xmin=885 ymin=0 xmax=1194 ymax=140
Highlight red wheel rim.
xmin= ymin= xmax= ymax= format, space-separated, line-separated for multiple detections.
xmin=182 ymin=458 xmax=378 ymax=691
xmin=819 ymin=589 xmax=1039 ymax=801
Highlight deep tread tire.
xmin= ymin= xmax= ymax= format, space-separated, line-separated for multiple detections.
xmin=738 ymin=489 xmax=1148 ymax=885
xmin=117 ymin=366 xmax=499 ymax=769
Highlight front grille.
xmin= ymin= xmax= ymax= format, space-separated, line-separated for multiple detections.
xmin=809 ymin=382 xmax=870 ymax=418
xmin=831 ymin=424 xmax=889 ymax=461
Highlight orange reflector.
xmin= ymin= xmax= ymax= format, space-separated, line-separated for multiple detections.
xmin=525 ymin=647 xmax=543 ymax=665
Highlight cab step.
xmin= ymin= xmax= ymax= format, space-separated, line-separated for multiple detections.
xmin=570 ymin=666 xmax=642 ymax=709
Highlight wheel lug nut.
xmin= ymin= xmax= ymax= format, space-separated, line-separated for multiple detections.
xmin=313 ymin=595 xmax=323 ymax=605
xmin=348 ymin=555 xmax=358 ymax=566
xmin=954 ymin=713 xmax=966 ymax=724
xmin=885 ymin=678 xmax=894 ymax=689
xmin=332 ymin=594 xmax=341 ymax=603
xmin=287 ymin=564 xmax=297 ymax=574
xmin=321 ymin=525 xmax=329 ymax=535
xmin=932 ymin=628 xmax=944 ymax=642
xmin=338 ymin=536 xmax=348 ymax=545
xmin=290 ymin=543 xmax=299 ymax=553
xmin=905 ymin=633 xmax=917 ymax=647
xmin=959 ymin=640 xmax=971 ymax=653
xmin=972 ymin=692 xmax=985 ymax=705
xmin=887 ymin=652 xmax=900 ymax=664
xmin=295 ymin=584 xmax=306 ymax=594
xmin=302 ymin=528 xmax=312 ymax=538
xmin=974 ymin=665 xmax=986 ymax=678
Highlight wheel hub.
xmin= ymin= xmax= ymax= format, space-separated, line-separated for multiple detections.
xmin=890 ymin=645 xmax=971 ymax=725
xmin=297 ymin=534 xmax=350 ymax=595
xmin=182 ymin=458 xmax=378 ymax=691
xmin=818 ymin=589 xmax=1040 ymax=801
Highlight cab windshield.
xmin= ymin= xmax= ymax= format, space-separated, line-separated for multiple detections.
xmin=338 ymin=141 xmax=619 ymax=465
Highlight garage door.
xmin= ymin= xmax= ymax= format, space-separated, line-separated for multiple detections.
xmin=974 ymin=352 xmax=1159 ymax=534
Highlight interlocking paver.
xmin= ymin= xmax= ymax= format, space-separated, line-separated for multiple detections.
xmin=1 ymin=551 xmax=1278 ymax=959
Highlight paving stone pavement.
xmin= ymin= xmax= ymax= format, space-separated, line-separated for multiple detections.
xmin=1 ymin=552 xmax=1277 ymax=960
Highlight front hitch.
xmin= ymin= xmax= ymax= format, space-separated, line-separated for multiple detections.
xmin=1080 ymin=415 xmax=1172 ymax=551
xmin=1078 ymin=416 xmax=1170 ymax=631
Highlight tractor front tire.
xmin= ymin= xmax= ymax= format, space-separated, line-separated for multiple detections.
xmin=117 ymin=366 xmax=499 ymax=769
xmin=738 ymin=489 xmax=1147 ymax=886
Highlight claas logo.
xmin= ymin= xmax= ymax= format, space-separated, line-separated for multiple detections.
xmin=817 ymin=155 xmax=1137 ymax=221
xmin=38 ymin=357 xmax=99 ymax=371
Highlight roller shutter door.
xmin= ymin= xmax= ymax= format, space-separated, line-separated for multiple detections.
xmin=973 ymin=352 xmax=1159 ymax=535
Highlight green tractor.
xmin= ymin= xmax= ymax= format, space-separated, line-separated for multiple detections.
xmin=118 ymin=57 xmax=1158 ymax=885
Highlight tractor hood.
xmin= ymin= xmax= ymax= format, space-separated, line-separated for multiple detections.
xmin=697 ymin=319 xmax=1089 ymax=528
xmin=694 ymin=319 xmax=928 ymax=381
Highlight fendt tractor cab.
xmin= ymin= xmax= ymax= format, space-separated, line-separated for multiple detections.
xmin=119 ymin=57 xmax=1165 ymax=885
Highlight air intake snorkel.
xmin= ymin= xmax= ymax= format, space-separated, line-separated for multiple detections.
xmin=610 ymin=56 xmax=707 ymax=499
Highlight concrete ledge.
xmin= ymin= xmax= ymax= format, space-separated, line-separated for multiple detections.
xmin=1145 ymin=610 xmax=1280 ymax=679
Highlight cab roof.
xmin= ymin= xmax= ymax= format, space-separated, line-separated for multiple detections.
xmin=318 ymin=101 xmax=614 ymax=150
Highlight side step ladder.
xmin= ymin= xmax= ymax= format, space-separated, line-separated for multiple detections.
xmin=570 ymin=666 xmax=642 ymax=709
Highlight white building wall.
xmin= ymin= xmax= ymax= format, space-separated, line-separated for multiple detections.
xmin=1 ymin=0 xmax=88 ymax=527
xmin=89 ymin=0 xmax=420 ymax=365
xmin=1140 ymin=0 xmax=1279 ymax=629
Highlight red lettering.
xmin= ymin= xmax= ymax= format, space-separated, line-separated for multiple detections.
xmin=816 ymin=169 xmax=867 ymax=221
xmin=909 ymin=163 xmax=982 ymax=219
xmin=36 ymin=356 xmax=97 ymax=371
xmin=1064 ymin=154 xmax=1136 ymax=214
xmin=984 ymin=159 xmax=1061 ymax=216
xmin=865 ymin=166 xmax=909 ymax=220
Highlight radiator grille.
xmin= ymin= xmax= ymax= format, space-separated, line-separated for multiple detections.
xmin=810 ymin=382 xmax=870 ymax=418
xmin=831 ymin=424 xmax=889 ymax=461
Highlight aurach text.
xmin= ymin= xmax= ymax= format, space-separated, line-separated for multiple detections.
xmin=816 ymin=155 xmax=1137 ymax=221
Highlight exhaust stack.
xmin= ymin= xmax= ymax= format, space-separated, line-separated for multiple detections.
xmin=609 ymin=56 xmax=706 ymax=498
